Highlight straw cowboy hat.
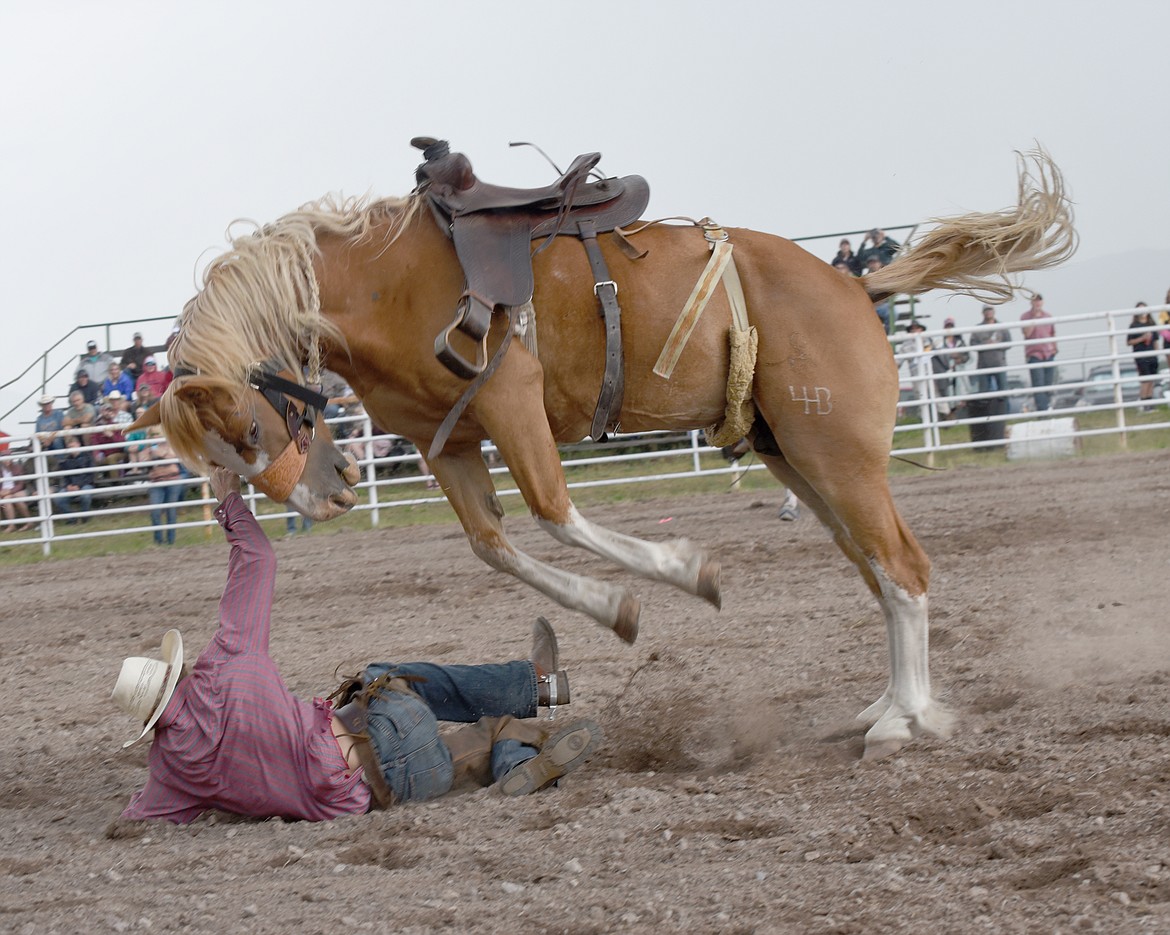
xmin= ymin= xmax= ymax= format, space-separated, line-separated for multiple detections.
xmin=111 ymin=629 xmax=184 ymax=748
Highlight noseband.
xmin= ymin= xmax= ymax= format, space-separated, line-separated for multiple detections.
xmin=247 ymin=367 xmax=330 ymax=502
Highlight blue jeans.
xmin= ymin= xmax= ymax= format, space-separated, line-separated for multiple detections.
xmin=1028 ymin=356 xmax=1056 ymax=411
xmin=357 ymin=660 xmax=539 ymax=803
xmin=149 ymin=481 xmax=183 ymax=544
xmin=287 ymin=516 xmax=312 ymax=534
xmin=977 ymin=370 xmax=1007 ymax=394
xmin=59 ymin=485 xmax=94 ymax=516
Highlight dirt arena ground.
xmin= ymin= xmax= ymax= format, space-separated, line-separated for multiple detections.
xmin=1 ymin=451 xmax=1168 ymax=934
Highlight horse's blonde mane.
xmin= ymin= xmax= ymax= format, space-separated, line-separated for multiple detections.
xmin=169 ymin=192 xmax=424 ymax=384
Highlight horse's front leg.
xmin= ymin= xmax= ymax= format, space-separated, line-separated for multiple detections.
xmin=426 ymin=443 xmax=640 ymax=643
xmin=472 ymin=363 xmax=721 ymax=610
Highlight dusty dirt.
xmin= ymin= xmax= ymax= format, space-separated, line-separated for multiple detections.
xmin=2 ymin=451 xmax=1168 ymax=934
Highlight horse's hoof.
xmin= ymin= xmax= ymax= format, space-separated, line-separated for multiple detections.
xmin=861 ymin=735 xmax=907 ymax=761
xmin=612 ymin=594 xmax=641 ymax=644
xmin=697 ymin=559 xmax=722 ymax=610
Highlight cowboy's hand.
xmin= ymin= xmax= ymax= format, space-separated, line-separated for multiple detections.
xmin=209 ymin=466 xmax=241 ymax=502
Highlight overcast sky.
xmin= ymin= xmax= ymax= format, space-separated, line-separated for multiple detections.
xmin=2 ymin=0 xmax=1167 ymax=424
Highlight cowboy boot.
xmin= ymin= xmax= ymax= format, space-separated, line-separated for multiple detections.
xmin=443 ymin=716 xmax=553 ymax=790
xmin=532 ymin=617 xmax=570 ymax=708
xmin=497 ymin=719 xmax=602 ymax=797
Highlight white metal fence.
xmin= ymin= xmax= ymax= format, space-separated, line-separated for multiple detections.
xmin=3 ymin=304 xmax=1168 ymax=555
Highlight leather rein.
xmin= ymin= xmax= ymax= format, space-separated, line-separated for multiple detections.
xmin=246 ymin=367 xmax=330 ymax=502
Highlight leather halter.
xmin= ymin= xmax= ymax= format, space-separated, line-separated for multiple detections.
xmin=246 ymin=367 xmax=329 ymax=502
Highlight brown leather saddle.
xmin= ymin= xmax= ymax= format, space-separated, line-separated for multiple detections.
xmin=412 ymin=137 xmax=649 ymax=440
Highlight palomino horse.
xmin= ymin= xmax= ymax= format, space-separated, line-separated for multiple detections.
xmin=140 ymin=148 xmax=1074 ymax=758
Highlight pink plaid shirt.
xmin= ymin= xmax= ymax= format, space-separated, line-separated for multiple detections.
xmin=122 ymin=493 xmax=371 ymax=822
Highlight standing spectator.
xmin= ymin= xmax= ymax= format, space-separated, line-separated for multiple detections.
xmin=931 ymin=318 xmax=969 ymax=419
xmin=136 ymin=357 xmax=173 ymax=399
xmin=857 ymin=228 xmax=901 ymax=268
xmin=1127 ymin=303 xmax=1159 ymax=411
xmin=102 ymin=362 xmax=135 ymax=400
xmin=144 ymin=429 xmax=182 ymax=545
xmin=286 ymin=514 xmax=312 ymax=536
xmin=62 ymin=390 xmax=96 ymax=431
xmin=969 ymin=305 xmax=1013 ymax=394
xmin=1 ymin=457 xmax=32 ymax=532
xmin=900 ymin=320 xmax=934 ymax=388
xmin=57 ymin=435 xmax=96 ymax=522
xmin=79 ymin=340 xmax=115 ymax=385
xmin=70 ymin=369 xmax=101 ymax=405
xmin=1020 ymin=294 xmax=1058 ymax=412
xmin=35 ymin=395 xmax=66 ymax=455
xmin=830 ymin=239 xmax=863 ymax=276
xmin=1160 ymin=287 xmax=1170 ymax=374
xmin=120 ymin=332 xmax=151 ymax=383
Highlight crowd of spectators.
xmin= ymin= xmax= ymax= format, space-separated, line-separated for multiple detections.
xmin=2 ymin=331 xmax=365 ymax=541
xmin=1 ymin=330 xmax=180 ymax=537
xmin=831 ymin=228 xmax=903 ymax=330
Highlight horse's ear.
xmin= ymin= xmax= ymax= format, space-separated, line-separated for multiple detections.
xmin=172 ymin=377 xmax=217 ymax=411
xmin=125 ymin=402 xmax=162 ymax=433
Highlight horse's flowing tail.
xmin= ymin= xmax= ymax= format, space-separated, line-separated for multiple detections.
xmin=863 ymin=148 xmax=1076 ymax=304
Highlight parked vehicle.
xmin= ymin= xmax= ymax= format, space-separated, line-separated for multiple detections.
xmin=1082 ymin=362 xmax=1143 ymax=408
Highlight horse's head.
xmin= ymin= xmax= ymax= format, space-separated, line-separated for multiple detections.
xmin=128 ymin=366 xmax=359 ymax=520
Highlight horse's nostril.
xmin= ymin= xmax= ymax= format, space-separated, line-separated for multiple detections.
xmin=339 ymin=453 xmax=360 ymax=486
xmin=330 ymin=489 xmax=357 ymax=510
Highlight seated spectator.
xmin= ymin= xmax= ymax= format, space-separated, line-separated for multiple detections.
xmin=1 ymin=456 xmax=32 ymax=532
xmin=90 ymin=401 xmax=128 ymax=466
xmin=136 ymin=356 xmax=173 ymax=398
xmin=830 ymin=239 xmax=863 ymax=276
xmin=857 ymin=228 xmax=901 ymax=268
xmin=863 ymin=255 xmax=892 ymax=329
xmin=132 ymin=382 xmax=157 ymax=417
xmin=102 ymin=361 xmax=136 ymax=400
xmin=70 ymin=368 xmax=101 ymax=405
xmin=57 ymin=435 xmax=96 ymax=522
xmin=120 ymin=332 xmax=150 ymax=383
xmin=143 ymin=428 xmax=183 ymax=545
xmin=79 ymin=339 xmax=115 ymax=385
xmin=62 ymin=390 xmax=96 ymax=431
xmin=106 ymin=391 xmax=133 ymax=425
xmin=125 ymin=386 xmax=157 ymax=467
xmin=320 ymin=368 xmax=358 ymax=418
xmin=831 ymin=260 xmax=854 ymax=277
xmin=35 ymin=394 xmax=66 ymax=455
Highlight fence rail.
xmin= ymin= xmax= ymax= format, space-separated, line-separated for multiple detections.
xmin=3 ymin=304 xmax=1168 ymax=555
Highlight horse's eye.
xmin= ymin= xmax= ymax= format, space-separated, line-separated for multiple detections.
xmin=247 ymin=422 xmax=261 ymax=446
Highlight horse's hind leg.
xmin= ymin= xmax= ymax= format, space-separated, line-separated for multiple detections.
xmin=754 ymin=447 xmax=953 ymax=759
xmin=425 ymin=443 xmax=641 ymax=643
